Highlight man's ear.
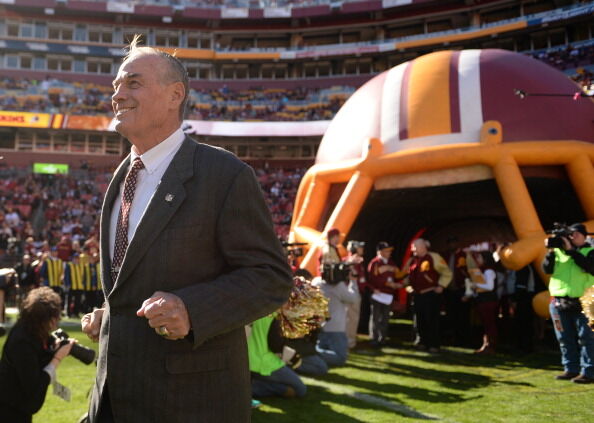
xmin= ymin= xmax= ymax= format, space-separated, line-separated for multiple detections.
xmin=168 ymin=81 xmax=185 ymax=110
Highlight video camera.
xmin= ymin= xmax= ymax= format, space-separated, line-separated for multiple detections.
xmin=281 ymin=241 xmax=308 ymax=259
xmin=321 ymin=262 xmax=351 ymax=285
xmin=51 ymin=328 xmax=96 ymax=365
xmin=545 ymin=222 xmax=573 ymax=249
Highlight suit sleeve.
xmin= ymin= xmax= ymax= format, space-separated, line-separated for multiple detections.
xmin=174 ymin=165 xmax=293 ymax=348
xmin=432 ymin=253 xmax=453 ymax=288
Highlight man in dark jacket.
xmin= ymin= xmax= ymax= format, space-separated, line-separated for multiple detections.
xmin=81 ymin=37 xmax=292 ymax=422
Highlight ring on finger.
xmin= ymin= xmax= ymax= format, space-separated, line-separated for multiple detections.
xmin=157 ymin=326 xmax=170 ymax=337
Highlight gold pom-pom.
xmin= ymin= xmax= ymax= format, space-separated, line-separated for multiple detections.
xmin=581 ymin=285 xmax=594 ymax=329
xmin=277 ymin=276 xmax=329 ymax=339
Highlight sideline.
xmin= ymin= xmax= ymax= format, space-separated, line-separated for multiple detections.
xmin=302 ymin=376 xmax=459 ymax=422
xmin=3 ymin=307 xmax=82 ymax=328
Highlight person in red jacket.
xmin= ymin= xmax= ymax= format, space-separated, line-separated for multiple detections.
xmin=406 ymin=238 xmax=452 ymax=353
xmin=367 ymin=242 xmax=402 ymax=348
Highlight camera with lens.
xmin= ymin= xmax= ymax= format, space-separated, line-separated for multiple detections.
xmin=545 ymin=222 xmax=573 ymax=249
xmin=282 ymin=241 xmax=307 ymax=259
xmin=52 ymin=328 xmax=96 ymax=365
xmin=321 ymin=262 xmax=351 ymax=285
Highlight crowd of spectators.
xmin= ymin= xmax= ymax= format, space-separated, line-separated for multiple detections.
xmin=189 ymin=86 xmax=349 ymax=121
xmin=0 ymin=164 xmax=304 ymax=268
xmin=0 ymin=77 xmax=112 ymax=116
xmin=256 ymin=166 xmax=305 ymax=240
xmin=530 ymin=44 xmax=594 ymax=94
xmin=1 ymin=43 xmax=591 ymax=120
xmin=0 ymin=166 xmax=111 ymax=267
xmin=571 ymin=67 xmax=593 ymax=95
xmin=0 ymin=76 xmax=351 ymax=121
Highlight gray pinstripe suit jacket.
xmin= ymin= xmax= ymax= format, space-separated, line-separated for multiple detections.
xmin=88 ymin=137 xmax=293 ymax=422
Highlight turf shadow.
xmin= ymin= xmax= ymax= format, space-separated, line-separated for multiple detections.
xmin=251 ymin=384 xmax=422 ymax=422
xmin=317 ymin=371 xmax=482 ymax=405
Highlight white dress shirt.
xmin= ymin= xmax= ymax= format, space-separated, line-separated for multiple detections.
xmin=475 ymin=268 xmax=496 ymax=291
xmin=109 ymin=127 xmax=185 ymax=261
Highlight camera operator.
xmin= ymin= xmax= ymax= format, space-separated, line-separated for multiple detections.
xmin=543 ymin=223 xmax=594 ymax=384
xmin=314 ymin=228 xmax=359 ymax=366
xmin=0 ymin=287 xmax=74 ymax=422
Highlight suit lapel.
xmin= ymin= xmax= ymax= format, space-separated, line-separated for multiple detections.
xmin=108 ymin=138 xmax=197 ymax=297
xmin=100 ymin=156 xmax=130 ymax=294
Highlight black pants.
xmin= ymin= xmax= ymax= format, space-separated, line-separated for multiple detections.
xmin=357 ymin=289 xmax=372 ymax=335
xmin=414 ymin=292 xmax=441 ymax=349
xmin=66 ymin=290 xmax=84 ymax=317
xmin=514 ymin=291 xmax=535 ymax=352
xmin=444 ymin=289 xmax=471 ymax=347
xmin=370 ymin=299 xmax=391 ymax=344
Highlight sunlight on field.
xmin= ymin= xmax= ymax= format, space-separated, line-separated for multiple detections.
xmin=1 ymin=318 xmax=592 ymax=423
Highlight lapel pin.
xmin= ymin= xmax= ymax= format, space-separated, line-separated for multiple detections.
xmin=165 ymin=193 xmax=175 ymax=203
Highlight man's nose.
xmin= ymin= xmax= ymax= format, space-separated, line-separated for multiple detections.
xmin=112 ymin=85 xmax=126 ymax=103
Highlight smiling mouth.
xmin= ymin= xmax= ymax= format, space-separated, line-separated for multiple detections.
xmin=115 ymin=107 xmax=134 ymax=117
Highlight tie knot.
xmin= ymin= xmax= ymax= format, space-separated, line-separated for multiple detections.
xmin=131 ymin=157 xmax=145 ymax=171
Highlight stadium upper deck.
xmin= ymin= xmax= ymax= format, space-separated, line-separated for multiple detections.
xmin=0 ymin=0 xmax=592 ymax=165
xmin=0 ymin=0 xmax=591 ymax=86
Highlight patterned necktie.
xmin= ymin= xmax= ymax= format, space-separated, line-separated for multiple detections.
xmin=111 ymin=157 xmax=144 ymax=282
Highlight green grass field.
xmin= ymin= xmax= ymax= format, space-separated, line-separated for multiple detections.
xmin=1 ymin=316 xmax=592 ymax=423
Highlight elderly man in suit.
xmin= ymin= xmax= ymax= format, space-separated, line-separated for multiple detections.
xmin=81 ymin=36 xmax=293 ymax=422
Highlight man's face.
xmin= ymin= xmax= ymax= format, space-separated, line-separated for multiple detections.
xmin=570 ymin=231 xmax=586 ymax=247
xmin=412 ymin=240 xmax=427 ymax=257
xmin=329 ymin=235 xmax=340 ymax=246
xmin=111 ymin=54 xmax=177 ymax=142
xmin=379 ymin=248 xmax=392 ymax=259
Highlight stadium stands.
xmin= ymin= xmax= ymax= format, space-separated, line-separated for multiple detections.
xmin=0 ymin=77 xmax=354 ymax=121
xmin=0 ymin=163 xmax=304 ymax=265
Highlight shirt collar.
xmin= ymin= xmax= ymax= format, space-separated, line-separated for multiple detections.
xmin=130 ymin=127 xmax=185 ymax=175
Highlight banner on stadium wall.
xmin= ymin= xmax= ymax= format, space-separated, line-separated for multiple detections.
xmin=33 ymin=163 xmax=69 ymax=175
xmin=181 ymin=120 xmax=331 ymax=137
xmin=264 ymin=7 xmax=292 ymax=18
xmin=221 ymin=8 xmax=249 ymax=19
xmin=382 ymin=0 xmax=412 ymax=8
xmin=282 ymin=44 xmax=381 ymax=59
xmin=536 ymin=4 xmax=594 ymax=24
xmin=0 ymin=111 xmax=53 ymax=128
xmin=64 ymin=115 xmax=113 ymax=131
xmin=107 ymin=1 xmax=134 ymax=13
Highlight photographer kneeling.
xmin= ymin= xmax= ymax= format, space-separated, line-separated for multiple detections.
xmin=313 ymin=229 xmax=359 ymax=366
xmin=0 ymin=287 xmax=74 ymax=422
xmin=543 ymin=223 xmax=594 ymax=384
